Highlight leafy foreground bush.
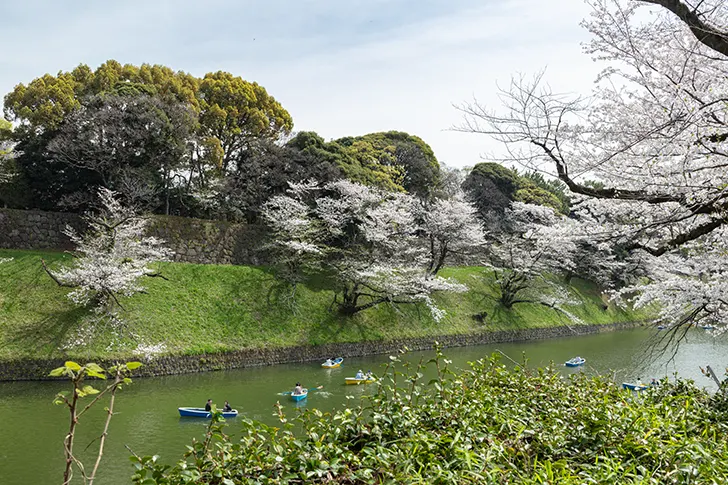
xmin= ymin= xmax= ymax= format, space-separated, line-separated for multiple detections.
xmin=132 ymin=350 xmax=728 ymax=484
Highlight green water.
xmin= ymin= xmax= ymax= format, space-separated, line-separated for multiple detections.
xmin=1 ymin=328 xmax=725 ymax=485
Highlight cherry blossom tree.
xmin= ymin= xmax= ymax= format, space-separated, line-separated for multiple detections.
xmin=456 ymin=0 xmax=728 ymax=334
xmin=263 ymin=180 xmax=468 ymax=320
xmin=43 ymin=188 xmax=172 ymax=321
xmin=482 ymin=203 xmax=579 ymax=315
xmin=417 ymin=190 xmax=486 ymax=275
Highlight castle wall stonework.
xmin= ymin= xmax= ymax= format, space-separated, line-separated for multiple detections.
xmin=0 ymin=208 xmax=268 ymax=265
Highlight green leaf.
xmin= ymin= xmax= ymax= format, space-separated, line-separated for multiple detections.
xmin=126 ymin=361 xmax=143 ymax=370
xmin=87 ymin=370 xmax=107 ymax=380
xmin=65 ymin=361 xmax=81 ymax=371
xmin=82 ymin=385 xmax=100 ymax=395
xmin=86 ymin=363 xmax=105 ymax=373
xmin=49 ymin=367 xmax=66 ymax=377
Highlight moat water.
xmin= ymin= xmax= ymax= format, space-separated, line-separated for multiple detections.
xmin=1 ymin=327 xmax=725 ymax=485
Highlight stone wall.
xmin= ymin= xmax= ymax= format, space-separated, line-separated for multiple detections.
xmin=0 ymin=208 xmax=268 ymax=265
xmin=0 ymin=209 xmax=84 ymax=250
xmin=146 ymin=215 xmax=268 ymax=265
xmin=0 ymin=321 xmax=639 ymax=381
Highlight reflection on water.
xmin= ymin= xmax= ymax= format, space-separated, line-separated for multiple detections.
xmin=1 ymin=327 xmax=725 ymax=485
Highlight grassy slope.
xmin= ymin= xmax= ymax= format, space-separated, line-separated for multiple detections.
xmin=0 ymin=249 xmax=651 ymax=360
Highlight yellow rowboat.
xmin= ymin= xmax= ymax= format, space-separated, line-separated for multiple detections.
xmin=345 ymin=376 xmax=376 ymax=385
xmin=321 ymin=357 xmax=344 ymax=369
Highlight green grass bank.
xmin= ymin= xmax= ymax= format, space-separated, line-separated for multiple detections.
xmin=0 ymin=249 xmax=651 ymax=362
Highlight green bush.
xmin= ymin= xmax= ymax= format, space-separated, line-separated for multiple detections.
xmin=131 ymin=350 xmax=728 ymax=484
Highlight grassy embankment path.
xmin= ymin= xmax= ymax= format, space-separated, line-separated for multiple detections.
xmin=0 ymin=249 xmax=652 ymax=361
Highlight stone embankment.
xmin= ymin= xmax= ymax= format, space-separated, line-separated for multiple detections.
xmin=0 ymin=208 xmax=268 ymax=265
xmin=0 ymin=322 xmax=637 ymax=381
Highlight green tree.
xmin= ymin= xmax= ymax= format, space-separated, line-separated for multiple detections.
xmin=464 ymin=163 xmax=571 ymax=216
xmin=2 ymin=61 xmax=292 ymax=213
xmin=514 ymin=183 xmax=564 ymax=213
xmin=216 ymin=140 xmax=342 ymax=223
xmin=287 ymin=130 xmax=441 ymax=196
xmin=198 ymin=71 xmax=293 ymax=172
xmin=516 ymin=170 xmax=570 ymax=214
xmin=337 ymin=131 xmax=441 ymax=197
xmin=45 ymin=94 xmax=197 ymax=212
xmin=287 ymin=131 xmax=403 ymax=192
xmin=462 ymin=162 xmax=520 ymax=215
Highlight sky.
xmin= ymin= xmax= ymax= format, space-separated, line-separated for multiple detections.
xmin=0 ymin=0 xmax=602 ymax=168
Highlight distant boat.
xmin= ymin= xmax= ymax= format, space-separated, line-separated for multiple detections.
xmin=290 ymin=389 xmax=308 ymax=402
xmin=322 ymin=357 xmax=344 ymax=368
xmin=656 ymin=325 xmax=666 ymax=330
xmin=178 ymin=407 xmax=238 ymax=418
xmin=700 ymin=325 xmax=716 ymax=330
xmin=564 ymin=357 xmax=586 ymax=367
xmin=345 ymin=376 xmax=376 ymax=385
xmin=622 ymin=382 xmax=648 ymax=391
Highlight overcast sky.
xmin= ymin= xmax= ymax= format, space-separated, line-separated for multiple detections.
xmin=0 ymin=0 xmax=601 ymax=168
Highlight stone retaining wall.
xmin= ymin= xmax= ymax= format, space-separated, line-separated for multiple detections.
xmin=0 ymin=322 xmax=639 ymax=381
xmin=0 ymin=208 xmax=268 ymax=265
xmin=0 ymin=209 xmax=83 ymax=250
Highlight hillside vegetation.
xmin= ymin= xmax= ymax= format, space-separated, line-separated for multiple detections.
xmin=0 ymin=249 xmax=651 ymax=361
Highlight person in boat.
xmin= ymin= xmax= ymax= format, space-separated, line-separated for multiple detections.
xmin=365 ymin=370 xmax=373 ymax=379
xmin=293 ymin=382 xmax=304 ymax=395
xmin=636 ymin=378 xmax=643 ymax=387
xmin=223 ymin=401 xmax=232 ymax=412
xmin=323 ymin=358 xmax=333 ymax=366
xmin=204 ymin=399 xmax=213 ymax=411
xmin=650 ymin=378 xmax=659 ymax=386
xmin=355 ymin=370 xmax=364 ymax=380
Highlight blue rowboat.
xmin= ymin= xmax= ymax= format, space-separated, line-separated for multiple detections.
xmin=564 ymin=357 xmax=586 ymax=367
xmin=622 ymin=382 xmax=648 ymax=391
xmin=290 ymin=389 xmax=308 ymax=402
xmin=700 ymin=325 xmax=716 ymax=330
xmin=178 ymin=407 xmax=238 ymax=418
xmin=322 ymin=357 xmax=344 ymax=368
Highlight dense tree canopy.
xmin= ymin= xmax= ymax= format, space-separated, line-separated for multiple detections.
xmin=212 ymin=140 xmax=343 ymax=223
xmin=288 ymin=131 xmax=441 ymax=197
xmin=42 ymin=94 xmax=197 ymax=212
xmin=198 ymin=71 xmax=293 ymax=172
xmin=463 ymin=162 xmax=568 ymax=216
xmin=4 ymin=61 xmax=199 ymax=133
xmin=2 ymin=60 xmax=292 ymax=214
xmin=1 ymin=61 xmax=445 ymax=218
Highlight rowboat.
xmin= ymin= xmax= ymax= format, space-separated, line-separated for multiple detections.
xmin=700 ymin=324 xmax=716 ymax=330
xmin=322 ymin=357 xmax=344 ymax=368
xmin=345 ymin=376 xmax=376 ymax=385
xmin=564 ymin=357 xmax=586 ymax=367
xmin=178 ymin=407 xmax=238 ymax=418
xmin=622 ymin=382 xmax=648 ymax=391
xmin=290 ymin=389 xmax=308 ymax=402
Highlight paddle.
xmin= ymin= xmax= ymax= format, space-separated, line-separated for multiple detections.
xmin=279 ymin=385 xmax=324 ymax=396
